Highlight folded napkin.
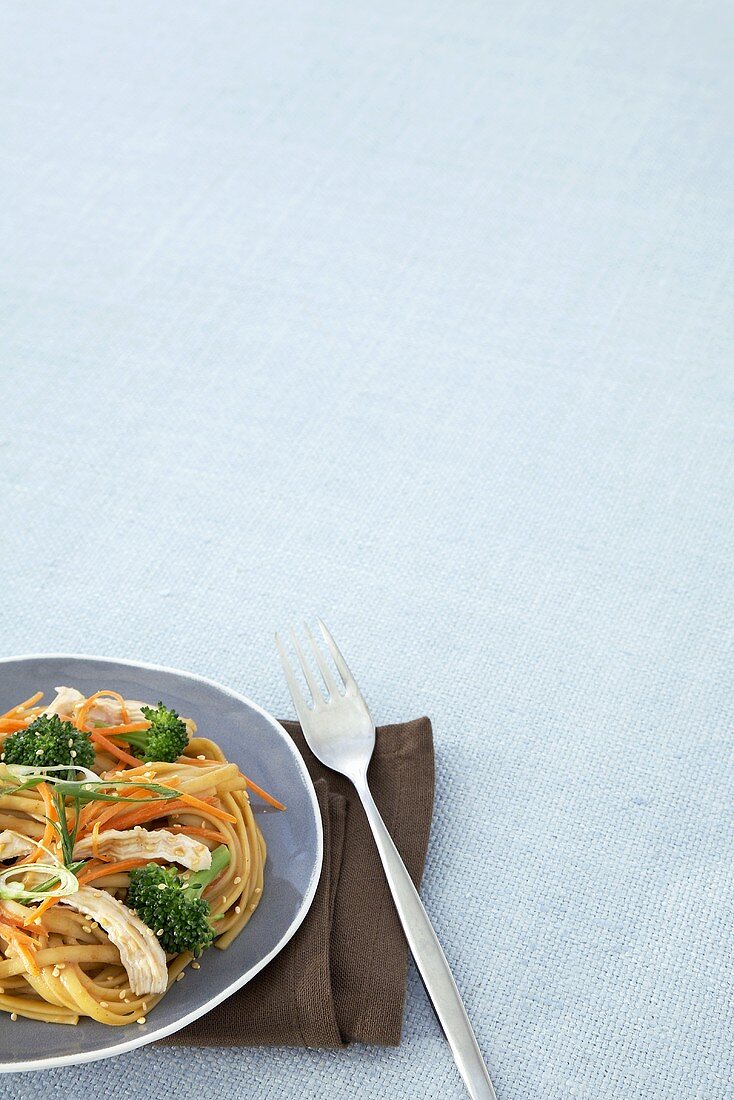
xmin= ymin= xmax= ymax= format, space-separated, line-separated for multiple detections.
xmin=162 ymin=717 xmax=434 ymax=1048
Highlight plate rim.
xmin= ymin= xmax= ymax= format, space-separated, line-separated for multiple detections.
xmin=0 ymin=652 xmax=323 ymax=1073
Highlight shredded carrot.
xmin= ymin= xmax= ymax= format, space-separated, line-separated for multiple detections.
xmin=78 ymin=858 xmax=153 ymax=886
xmin=175 ymin=792 xmax=237 ymax=824
xmin=0 ymin=719 xmax=29 ymax=733
xmin=75 ymin=787 xmax=157 ymax=839
xmin=79 ymin=781 xmax=236 ymax=830
xmin=76 ymin=787 xmax=150 ymax=837
xmin=0 ymin=923 xmax=40 ymax=973
xmin=101 ymin=798 xmax=190 ymax=832
xmin=0 ymin=692 xmax=43 ymax=719
xmin=91 ymin=793 xmax=234 ymax=835
xmin=92 ymin=820 xmax=101 ymax=861
xmin=242 ymin=775 xmax=286 ymax=811
xmin=0 ymin=904 xmax=32 ymax=929
xmin=90 ymin=731 xmax=143 ymax=768
xmin=21 ymin=782 xmax=57 ymax=865
xmin=75 ymin=690 xmax=130 ymax=731
xmin=23 ymin=899 xmax=50 ymax=925
xmin=76 ymin=795 xmax=175 ymax=839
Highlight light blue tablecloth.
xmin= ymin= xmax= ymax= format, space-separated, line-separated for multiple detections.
xmin=1 ymin=1 xmax=732 ymax=1097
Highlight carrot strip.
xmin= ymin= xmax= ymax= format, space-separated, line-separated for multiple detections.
xmin=94 ymin=793 xmax=233 ymax=834
xmin=77 ymin=796 xmax=183 ymax=838
xmin=0 ymin=692 xmax=43 ymax=719
xmin=76 ymin=787 xmax=149 ymax=836
xmin=0 ymin=923 xmax=41 ymax=972
xmin=21 ymin=782 xmax=57 ymax=865
xmin=78 ymin=858 xmax=153 ymax=886
xmin=76 ymin=690 xmax=130 ymax=731
xmin=175 ymin=792 xmax=237 ymax=824
xmin=0 ymin=904 xmax=32 ymax=929
xmin=82 ymin=778 xmax=236 ymax=828
xmin=75 ymin=788 xmax=160 ymax=839
xmin=0 ymin=719 xmax=29 ymax=733
xmin=90 ymin=731 xmax=143 ymax=768
xmin=242 ymin=775 xmax=286 ymax=811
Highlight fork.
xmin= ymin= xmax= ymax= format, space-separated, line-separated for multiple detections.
xmin=276 ymin=620 xmax=497 ymax=1100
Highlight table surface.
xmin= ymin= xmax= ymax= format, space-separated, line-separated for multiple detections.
xmin=1 ymin=1 xmax=732 ymax=1098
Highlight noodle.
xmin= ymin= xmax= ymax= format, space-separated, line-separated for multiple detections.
xmin=0 ymin=688 xmax=272 ymax=1026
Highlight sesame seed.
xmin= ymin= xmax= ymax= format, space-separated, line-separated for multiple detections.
xmin=100 ymin=1001 xmax=109 ymax=1008
xmin=197 ymin=755 xmax=206 ymax=760
xmin=254 ymin=887 xmax=262 ymax=895
xmin=10 ymin=1013 xmax=17 ymax=1021
xmin=68 ymin=739 xmax=74 ymax=748
xmin=156 ymin=929 xmax=164 ymax=936
xmin=70 ymin=750 xmax=77 ymax=758
xmin=234 ymin=906 xmax=241 ymax=915
xmin=221 ymin=896 xmax=227 ymax=905
xmin=137 ymin=1016 xmax=146 ymax=1025
xmin=176 ymin=972 xmax=185 ymax=981
xmin=82 ymin=925 xmax=92 ymax=933
xmin=191 ymin=961 xmax=200 ymax=970
xmin=119 ymin=990 xmax=126 ymax=1000
xmin=34 ymin=917 xmax=42 ymax=926
xmin=36 ymin=749 xmax=44 ymax=756
xmin=157 ymin=883 xmax=167 ymax=891
xmin=233 ymin=876 xmax=241 ymax=885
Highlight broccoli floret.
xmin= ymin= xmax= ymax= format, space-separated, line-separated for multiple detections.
xmin=122 ymin=702 xmax=188 ymax=763
xmin=1 ymin=714 xmax=95 ymax=770
xmin=126 ymin=844 xmax=230 ymax=956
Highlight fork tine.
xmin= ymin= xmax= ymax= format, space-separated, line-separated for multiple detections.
xmin=289 ymin=628 xmax=325 ymax=706
xmin=304 ymin=622 xmax=339 ymax=697
xmin=275 ymin=632 xmax=312 ymax=723
xmin=317 ymin=618 xmax=357 ymax=690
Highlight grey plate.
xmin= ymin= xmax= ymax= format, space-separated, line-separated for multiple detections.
xmin=0 ymin=654 xmax=323 ymax=1073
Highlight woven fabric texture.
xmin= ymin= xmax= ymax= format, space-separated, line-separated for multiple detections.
xmin=1 ymin=0 xmax=732 ymax=1097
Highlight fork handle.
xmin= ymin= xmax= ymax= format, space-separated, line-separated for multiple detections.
xmin=354 ymin=776 xmax=497 ymax=1100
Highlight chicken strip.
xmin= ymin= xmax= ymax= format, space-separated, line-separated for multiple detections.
xmin=59 ymin=886 xmax=168 ymax=995
xmin=73 ymin=828 xmax=212 ymax=871
xmin=0 ymin=830 xmax=33 ymax=861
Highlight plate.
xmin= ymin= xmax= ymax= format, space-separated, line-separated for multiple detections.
xmin=0 ymin=654 xmax=323 ymax=1072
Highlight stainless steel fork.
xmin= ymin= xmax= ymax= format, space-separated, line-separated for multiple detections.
xmin=276 ymin=620 xmax=497 ymax=1100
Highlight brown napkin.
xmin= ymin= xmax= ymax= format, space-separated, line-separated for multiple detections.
xmin=162 ymin=717 xmax=434 ymax=1048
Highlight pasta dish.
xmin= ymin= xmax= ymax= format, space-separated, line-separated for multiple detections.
xmin=0 ymin=686 xmax=283 ymax=1026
